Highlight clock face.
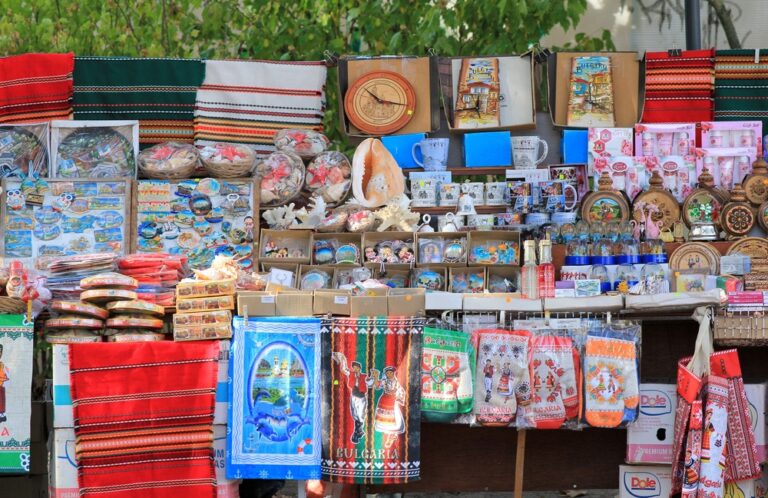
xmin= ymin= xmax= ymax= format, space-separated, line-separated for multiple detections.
xmin=344 ymin=71 xmax=416 ymax=135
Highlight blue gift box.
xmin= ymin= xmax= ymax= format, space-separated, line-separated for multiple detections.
xmin=561 ymin=129 xmax=588 ymax=164
xmin=381 ymin=133 xmax=426 ymax=169
xmin=463 ymin=131 xmax=511 ymax=167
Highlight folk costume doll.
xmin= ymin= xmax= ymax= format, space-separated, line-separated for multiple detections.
xmin=335 ymin=357 xmax=374 ymax=445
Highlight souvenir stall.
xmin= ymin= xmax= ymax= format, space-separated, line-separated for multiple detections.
xmin=3 ymin=47 xmax=768 ymax=498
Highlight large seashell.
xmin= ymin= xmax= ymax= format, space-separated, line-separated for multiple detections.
xmin=351 ymin=138 xmax=405 ymax=208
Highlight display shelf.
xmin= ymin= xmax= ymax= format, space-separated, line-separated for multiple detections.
xmin=413 ymin=205 xmax=505 ymax=215
xmin=408 ymin=166 xmax=511 ymax=175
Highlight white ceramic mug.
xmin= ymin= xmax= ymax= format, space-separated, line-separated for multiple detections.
xmin=410 ymin=178 xmax=438 ymax=207
xmin=484 ymin=182 xmax=507 ymax=206
xmin=412 ymin=138 xmax=449 ymax=171
xmin=438 ymin=182 xmax=461 ymax=206
xmin=511 ymin=136 xmax=548 ymax=169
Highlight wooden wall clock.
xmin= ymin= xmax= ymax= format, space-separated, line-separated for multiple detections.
xmin=344 ymin=71 xmax=417 ymax=135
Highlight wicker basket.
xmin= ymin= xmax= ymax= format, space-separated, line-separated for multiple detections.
xmin=713 ymin=311 xmax=768 ymax=346
xmin=199 ymin=143 xmax=257 ymax=179
xmin=0 ymin=296 xmax=26 ymax=314
xmin=202 ymin=159 xmax=255 ymax=178
xmin=137 ymin=143 xmax=200 ymax=180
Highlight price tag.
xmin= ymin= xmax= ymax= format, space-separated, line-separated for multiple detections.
xmin=334 ymin=295 xmax=349 ymax=305
xmin=260 ymin=295 xmax=275 ymax=304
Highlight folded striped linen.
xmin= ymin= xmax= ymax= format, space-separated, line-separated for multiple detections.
xmin=194 ymin=59 xmax=327 ymax=158
xmin=0 ymin=53 xmax=74 ymax=123
xmin=73 ymin=57 xmax=205 ymax=146
xmin=715 ymin=49 xmax=768 ymax=130
xmin=641 ymin=49 xmax=715 ymax=123
xmin=69 ymin=341 xmax=220 ymax=498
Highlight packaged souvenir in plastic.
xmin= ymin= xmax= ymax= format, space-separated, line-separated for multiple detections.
xmin=421 ymin=326 xmax=475 ymax=422
xmin=138 ymin=142 xmax=201 ymax=179
xmin=256 ymin=150 xmax=305 ymax=207
xmin=80 ymin=288 xmax=138 ymax=304
xmin=51 ymin=120 xmax=139 ymax=178
xmin=306 ymin=151 xmax=352 ymax=205
xmin=0 ymin=123 xmax=49 ymax=178
xmin=175 ymin=278 xmax=236 ymax=299
xmin=80 ymin=272 xmax=138 ymax=290
xmin=173 ymin=310 xmax=231 ymax=326
xmin=173 ymin=322 xmax=232 ymax=341
xmin=106 ymin=332 xmax=165 ymax=342
xmin=471 ymin=328 xmax=532 ymax=427
xmin=274 ymin=128 xmax=330 ymax=159
xmin=412 ymin=268 xmax=445 ymax=291
xmin=175 ymin=294 xmax=235 ymax=313
xmin=106 ymin=316 xmax=164 ymax=329
xmin=46 ymin=316 xmax=104 ymax=329
xmin=51 ymin=300 xmax=109 ymax=320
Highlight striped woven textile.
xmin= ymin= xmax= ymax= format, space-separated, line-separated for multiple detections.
xmin=641 ymin=49 xmax=715 ymax=123
xmin=0 ymin=53 xmax=74 ymax=123
xmin=715 ymin=49 xmax=768 ymax=130
xmin=73 ymin=57 xmax=205 ymax=146
xmin=194 ymin=59 xmax=327 ymax=157
xmin=69 ymin=341 xmax=220 ymax=498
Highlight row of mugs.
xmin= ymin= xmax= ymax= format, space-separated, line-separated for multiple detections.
xmin=433 ymin=211 xmax=579 ymax=231
xmin=412 ymin=136 xmax=549 ymax=171
xmin=411 ymin=180 xmax=507 ymax=207
xmin=412 ymin=178 xmax=579 ymax=212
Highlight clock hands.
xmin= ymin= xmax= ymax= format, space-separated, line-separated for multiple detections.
xmin=364 ymin=88 xmax=406 ymax=106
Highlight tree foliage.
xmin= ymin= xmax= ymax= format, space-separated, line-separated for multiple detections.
xmin=0 ymin=0 xmax=608 ymax=145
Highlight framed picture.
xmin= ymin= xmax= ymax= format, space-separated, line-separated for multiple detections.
xmin=0 ymin=122 xmax=50 ymax=179
xmin=1 ymin=178 xmax=132 ymax=271
xmin=132 ymin=178 xmax=259 ymax=270
xmin=50 ymin=120 xmax=139 ymax=179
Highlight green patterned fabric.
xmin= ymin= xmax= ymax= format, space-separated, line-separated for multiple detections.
xmin=715 ymin=49 xmax=768 ymax=130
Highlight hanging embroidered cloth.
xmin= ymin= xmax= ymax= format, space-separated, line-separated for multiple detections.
xmin=0 ymin=315 xmax=33 ymax=473
xmin=69 ymin=341 xmax=219 ymax=498
xmin=715 ymin=49 xmax=768 ymax=130
xmin=73 ymin=57 xmax=205 ymax=146
xmin=227 ymin=316 xmax=322 ymax=480
xmin=321 ymin=316 xmax=423 ymax=484
xmin=194 ymin=59 xmax=327 ymax=158
xmin=641 ymin=49 xmax=715 ymax=123
xmin=0 ymin=53 xmax=74 ymax=123
xmin=421 ymin=326 xmax=474 ymax=422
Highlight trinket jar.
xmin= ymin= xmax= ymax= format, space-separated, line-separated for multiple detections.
xmin=306 ymin=151 xmax=352 ymax=206
xmin=742 ymin=156 xmax=768 ymax=206
xmin=720 ymin=183 xmax=756 ymax=239
xmin=682 ymin=167 xmax=727 ymax=241
xmin=580 ymin=172 xmax=630 ymax=224
xmin=256 ymin=150 xmax=305 ymax=207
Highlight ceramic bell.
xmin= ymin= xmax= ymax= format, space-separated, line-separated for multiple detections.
xmin=417 ymin=214 xmax=435 ymax=233
xmin=441 ymin=212 xmax=459 ymax=232
xmin=351 ymin=138 xmax=405 ymax=208
xmin=456 ymin=184 xmax=477 ymax=216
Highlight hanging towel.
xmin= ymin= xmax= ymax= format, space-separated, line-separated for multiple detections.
xmin=0 ymin=315 xmax=34 ymax=473
xmin=641 ymin=49 xmax=715 ymax=123
xmin=194 ymin=59 xmax=326 ymax=158
xmin=0 ymin=53 xmax=74 ymax=123
xmin=73 ymin=57 xmax=205 ymax=146
xmin=715 ymin=49 xmax=768 ymax=131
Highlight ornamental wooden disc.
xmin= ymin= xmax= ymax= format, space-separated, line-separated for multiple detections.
xmin=633 ymin=189 xmax=681 ymax=230
xmin=580 ymin=191 xmax=630 ymax=224
xmin=669 ymin=242 xmax=720 ymax=275
xmin=344 ymin=71 xmax=417 ymax=135
xmin=726 ymin=237 xmax=768 ymax=259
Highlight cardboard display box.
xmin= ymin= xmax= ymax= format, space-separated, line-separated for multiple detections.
xmin=337 ymin=56 xmax=440 ymax=139
xmin=52 ymin=342 xmax=231 ymax=427
xmin=548 ymin=51 xmax=641 ymax=128
xmin=310 ymin=232 xmax=363 ymax=265
xmin=438 ymin=54 xmax=536 ymax=132
xmin=49 ymin=426 xmax=240 ymax=498
xmin=618 ymin=465 xmax=672 ymax=498
xmin=626 ymin=383 xmax=677 ymax=464
xmin=259 ymin=229 xmax=312 ymax=264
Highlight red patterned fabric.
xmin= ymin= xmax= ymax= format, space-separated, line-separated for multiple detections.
xmin=0 ymin=53 xmax=74 ymax=123
xmin=69 ymin=341 xmax=220 ymax=498
xmin=641 ymin=49 xmax=715 ymax=123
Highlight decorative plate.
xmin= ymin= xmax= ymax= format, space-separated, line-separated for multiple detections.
xmin=720 ymin=203 xmax=755 ymax=238
xmin=632 ymin=189 xmax=680 ymax=230
xmin=669 ymin=242 xmax=720 ymax=275
xmin=758 ymin=201 xmax=768 ymax=232
xmin=726 ymin=237 xmax=768 ymax=260
xmin=580 ymin=191 xmax=630 ymax=225
xmin=344 ymin=71 xmax=417 ymax=135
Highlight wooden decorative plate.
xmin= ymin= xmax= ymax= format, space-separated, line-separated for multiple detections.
xmin=344 ymin=71 xmax=417 ymax=135
xmin=580 ymin=190 xmax=630 ymax=225
xmin=682 ymin=189 xmax=723 ymax=228
xmin=726 ymin=237 xmax=768 ymax=259
xmin=758 ymin=201 xmax=768 ymax=232
xmin=633 ymin=188 xmax=680 ymax=230
xmin=721 ymin=203 xmax=755 ymax=238
xmin=669 ymin=242 xmax=720 ymax=275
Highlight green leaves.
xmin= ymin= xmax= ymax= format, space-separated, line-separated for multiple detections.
xmin=0 ymin=0 xmax=609 ymax=148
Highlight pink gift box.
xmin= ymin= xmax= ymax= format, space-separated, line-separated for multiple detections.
xmin=701 ymin=121 xmax=763 ymax=156
xmin=592 ymin=155 xmax=646 ymax=200
xmin=634 ymin=123 xmax=696 ymax=157
xmin=642 ymin=155 xmax=696 ymax=202
xmin=588 ymin=127 xmax=634 ymax=174
xmin=695 ymin=147 xmax=758 ymax=189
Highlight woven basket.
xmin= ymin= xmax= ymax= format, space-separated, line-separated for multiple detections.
xmin=714 ymin=311 xmax=768 ymax=346
xmin=137 ymin=143 xmax=201 ymax=180
xmin=202 ymin=159 xmax=255 ymax=178
xmin=0 ymin=296 xmax=26 ymax=314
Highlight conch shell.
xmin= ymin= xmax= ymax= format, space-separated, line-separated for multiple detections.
xmin=352 ymin=138 xmax=405 ymax=208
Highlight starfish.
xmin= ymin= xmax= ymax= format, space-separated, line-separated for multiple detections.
xmin=310 ymin=164 xmax=331 ymax=187
xmin=217 ymin=144 xmax=247 ymax=161
xmin=267 ymin=164 xmax=290 ymax=183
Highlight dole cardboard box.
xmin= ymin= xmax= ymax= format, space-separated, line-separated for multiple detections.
xmin=724 ymin=471 xmax=768 ymax=498
xmin=626 ymin=383 xmax=677 ymax=464
xmin=52 ymin=341 xmax=231 ymax=427
xmin=745 ymin=382 xmax=768 ymax=462
xmin=49 ymin=426 xmax=240 ymax=498
xmin=619 ymin=465 xmax=672 ymax=498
